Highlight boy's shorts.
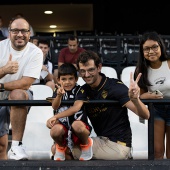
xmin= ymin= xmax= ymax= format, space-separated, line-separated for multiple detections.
xmin=60 ymin=120 xmax=91 ymax=146
xmin=0 ymin=90 xmax=33 ymax=137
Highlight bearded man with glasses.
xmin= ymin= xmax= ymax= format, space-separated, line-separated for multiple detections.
xmin=51 ymin=50 xmax=150 ymax=160
xmin=0 ymin=17 xmax=43 ymax=160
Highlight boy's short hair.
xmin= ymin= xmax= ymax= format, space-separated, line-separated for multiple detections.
xmin=58 ymin=63 xmax=78 ymax=79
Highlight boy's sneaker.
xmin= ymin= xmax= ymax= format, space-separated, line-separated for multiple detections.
xmin=54 ymin=143 xmax=67 ymax=161
xmin=79 ymin=137 xmax=93 ymax=161
xmin=8 ymin=145 xmax=29 ymax=160
xmin=51 ymin=143 xmax=56 ymax=160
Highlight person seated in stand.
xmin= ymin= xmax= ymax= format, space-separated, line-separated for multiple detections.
xmin=53 ymin=35 xmax=86 ymax=84
xmin=29 ymin=37 xmax=39 ymax=46
xmin=0 ymin=16 xmax=8 ymax=38
xmin=0 ymin=17 xmax=43 ymax=160
xmin=46 ymin=63 xmax=93 ymax=161
xmin=49 ymin=50 xmax=150 ymax=160
xmin=33 ymin=39 xmax=55 ymax=90
xmin=134 ymin=31 xmax=170 ymax=159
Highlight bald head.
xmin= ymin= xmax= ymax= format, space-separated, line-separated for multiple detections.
xmin=9 ymin=17 xmax=30 ymax=31
xmin=9 ymin=17 xmax=31 ymax=51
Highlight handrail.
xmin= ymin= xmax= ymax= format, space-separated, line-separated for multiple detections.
xmin=2 ymin=99 xmax=170 ymax=160
xmin=1 ymin=99 xmax=170 ymax=106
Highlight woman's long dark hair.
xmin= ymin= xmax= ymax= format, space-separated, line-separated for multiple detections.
xmin=134 ymin=31 xmax=168 ymax=91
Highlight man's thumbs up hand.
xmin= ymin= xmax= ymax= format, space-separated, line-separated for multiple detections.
xmin=3 ymin=54 xmax=19 ymax=74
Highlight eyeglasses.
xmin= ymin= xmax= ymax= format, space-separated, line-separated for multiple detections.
xmin=79 ymin=67 xmax=96 ymax=76
xmin=10 ymin=29 xmax=30 ymax=35
xmin=143 ymin=44 xmax=159 ymax=53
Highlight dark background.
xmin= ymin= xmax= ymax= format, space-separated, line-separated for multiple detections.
xmin=93 ymin=1 xmax=168 ymax=35
xmin=1 ymin=0 xmax=169 ymax=35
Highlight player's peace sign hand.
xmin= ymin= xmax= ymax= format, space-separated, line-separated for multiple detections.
xmin=55 ymin=81 xmax=65 ymax=97
xmin=128 ymin=72 xmax=142 ymax=100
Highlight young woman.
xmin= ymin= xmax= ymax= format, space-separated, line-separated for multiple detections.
xmin=134 ymin=31 xmax=170 ymax=159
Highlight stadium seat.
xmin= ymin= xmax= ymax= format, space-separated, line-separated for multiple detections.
xmin=121 ymin=65 xmax=148 ymax=157
xmin=99 ymin=37 xmax=126 ymax=78
xmin=78 ymin=37 xmax=99 ymax=53
xmin=120 ymin=66 xmax=136 ymax=87
xmin=77 ymin=66 xmax=118 ymax=86
xmin=126 ymin=47 xmax=139 ymax=66
xmin=123 ymin=37 xmax=140 ymax=66
xmin=22 ymin=122 xmax=53 ymax=160
xmin=29 ymin=84 xmax=53 ymax=100
xmin=130 ymin=121 xmax=148 ymax=159
xmin=101 ymin=66 xmax=118 ymax=78
xmin=27 ymin=85 xmax=54 ymax=122
xmin=77 ymin=77 xmax=86 ymax=86
xmin=128 ymin=109 xmax=140 ymax=123
xmin=22 ymin=85 xmax=54 ymax=159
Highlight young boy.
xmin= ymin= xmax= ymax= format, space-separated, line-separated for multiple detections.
xmin=46 ymin=63 xmax=93 ymax=161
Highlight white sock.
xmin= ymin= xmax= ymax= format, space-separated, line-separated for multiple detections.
xmin=12 ymin=140 xmax=20 ymax=146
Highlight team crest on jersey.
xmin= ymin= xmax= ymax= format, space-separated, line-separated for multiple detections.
xmin=80 ymin=89 xmax=84 ymax=94
xmin=102 ymin=90 xmax=108 ymax=99
xmin=117 ymin=81 xmax=123 ymax=84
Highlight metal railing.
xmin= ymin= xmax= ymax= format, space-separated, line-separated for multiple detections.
xmin=1 ymin=99 xmax=170 ymax=160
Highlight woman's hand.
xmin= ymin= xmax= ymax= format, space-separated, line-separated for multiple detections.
xmin=140 ymin=91 xmax=163 ymax=99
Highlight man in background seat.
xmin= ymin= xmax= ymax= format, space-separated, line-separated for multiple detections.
xmin=35 ymin=39 xmax=55 ymax=90
xmin=53 ymin=35 xmax=85 ymax=83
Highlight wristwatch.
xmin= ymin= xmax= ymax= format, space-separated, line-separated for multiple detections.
xmin=0 ymin=83 xmax=5 ymax=92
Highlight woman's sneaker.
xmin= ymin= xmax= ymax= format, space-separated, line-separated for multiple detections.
xmin=79 ymin=137 xmax=93 ymax=161
xmin=8 ymin=144 xmax=29 ymax=160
